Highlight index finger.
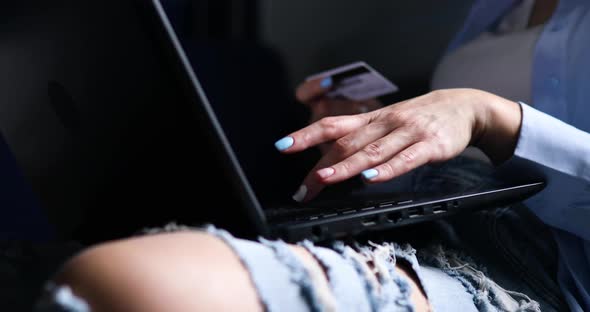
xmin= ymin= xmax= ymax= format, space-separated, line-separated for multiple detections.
xmin=295 ymin=76 xmax=333 ymax=105
xmin=275 ymin=114 xmax=371 ymax=154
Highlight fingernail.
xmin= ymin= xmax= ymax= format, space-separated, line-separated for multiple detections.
xmin=316 ymin=167 xmax=335 ymax=179
xmin=320 ymin=77 xmax=333 ymax=89
xmin=362 ymin=169 xmax=379 ymax=180
xmin=274 ymin=137 xmax=294 ymax=151
xmin=292 ymin=185 xmax=308 ymax=203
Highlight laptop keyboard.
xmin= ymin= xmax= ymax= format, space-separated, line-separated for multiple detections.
xmin=265 ymin=197 xmax=415 ymax=223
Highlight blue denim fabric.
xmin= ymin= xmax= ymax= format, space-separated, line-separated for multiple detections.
xmin=35 ymin=218 xmax=545 ymax=311
xmin=410 ymin=156 xmax=567 ymax=311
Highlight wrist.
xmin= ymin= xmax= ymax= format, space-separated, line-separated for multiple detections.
xmin=473 ymin=90 xmax=523 ymax=165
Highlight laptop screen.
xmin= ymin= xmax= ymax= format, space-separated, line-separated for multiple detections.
xmin=157 ymin=4 xmax=328 ymax=209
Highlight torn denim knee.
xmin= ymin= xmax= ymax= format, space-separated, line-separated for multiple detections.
xmin=299 ymin=240 xmax=373 ymax=312
xmin=259 ymin=237 xmax=327 ymax=312
xmin=333 ymin=241 xmax=417 ymax=312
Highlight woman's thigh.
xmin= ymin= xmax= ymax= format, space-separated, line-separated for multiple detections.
xmin=40 ymin=230 xmax=262 ymax=312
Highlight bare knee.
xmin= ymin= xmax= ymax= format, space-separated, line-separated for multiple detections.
xmin=52 ymin=232 xmax=262 ymax=312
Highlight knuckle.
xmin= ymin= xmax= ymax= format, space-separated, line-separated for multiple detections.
xmin=383 ymin=110 xmax=408 ymax=123
xmin=319 ymin=116 xmax=338 ymax=131
xmin=333 ymin=136 xmax=355 ymax=154
xmin=427 ymin=89 xmax=448 ymax=102
xmin=427 ymin=89 xmax=442 ymax=98
xmin=412 ymin=116 xmax=438 ymax=139
xmin=318 ymin=116 xmax=340 ymax=135
xmin=399 ymin=149 xmax=418 ymax=165
xmin=362 ymin=142 xmax=384 ymax=161
xmin=432 ymin=139 xmax=451 ymax=160
xmin=427 ymin=120 xmax=443 ymax=137
xmin=337 ymin=161 xmax=354 ymax=176
xmin=300 ymin=131 xmax=313 ymax=146
xmin=428 ymin=125 xmax=444 ymax=139
xmin=379 ymin=162 xmax=395 ymax=178
xmin=406 ymin=118 xmax=422 ymax=133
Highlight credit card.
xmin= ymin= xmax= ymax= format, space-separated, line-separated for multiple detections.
xmin=305 ymin=61 xmax=398 ymax=101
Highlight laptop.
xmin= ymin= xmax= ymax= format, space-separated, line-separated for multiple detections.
xmin=148 ymin=1 xmax=547 ymax=242
xmin=0 ymin=0 xmax=545 ymax=243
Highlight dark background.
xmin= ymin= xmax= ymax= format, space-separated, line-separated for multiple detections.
xmin=259 ymin=0 xmax=473 ymax=96
xmin=168 ymin=0 xmax=473 ymax=97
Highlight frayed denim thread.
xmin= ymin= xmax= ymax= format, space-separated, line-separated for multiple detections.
xmin=259 ymin=237 xmax=324 ymax=312
xmin=359 ymin=243 xmax=404 ymax=310
xmin=299 ymin=240 xmax=334 ymax=285
xmin=375 ymin=242 xmax=415 ymax=312
xmin=418 ymin=244 xmax=541 ymax=312
xmin=333 ymin=241 xmax=381 ymax=312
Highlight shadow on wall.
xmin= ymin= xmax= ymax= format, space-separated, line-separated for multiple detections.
xmin=260 ymin=0 xmax=473 ymax=100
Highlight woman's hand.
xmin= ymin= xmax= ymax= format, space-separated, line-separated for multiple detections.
xmin=295 ymin=77 xmax=383 ymax=154
xmin=275 ymin=88 xmax=522 ymax=202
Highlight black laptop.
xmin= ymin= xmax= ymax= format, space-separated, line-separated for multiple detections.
xmin=0 ymin=0 xmax=545 ymax=243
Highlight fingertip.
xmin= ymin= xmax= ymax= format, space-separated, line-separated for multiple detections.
xmin=274 ymin=136 xmax=294 ymax=152
xmin=292 ymin=177 xmax=326 ymax=203
xmin=361 ymin=168 xmax=379 ymax=180
xmin=316 ymin=167 xmax=335 ymax=180
xmin=320 ymin=76 xmax=333 ymax=89
xmin=292 ymin=185 xmax=308 ymax=203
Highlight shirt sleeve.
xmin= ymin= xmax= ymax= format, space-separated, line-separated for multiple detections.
xmin=515 ymin=101 xmax=590 ymax=183
xmin=510 ymin=102 xmax=590 ymax=241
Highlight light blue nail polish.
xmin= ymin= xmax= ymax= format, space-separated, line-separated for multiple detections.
xmin=320 ymin=77 xmax=333 ymax=89
xmin=362 ymin=169 xmax=379 ymax=180
xmin=274 ymin=137 xmax=294 ymax=151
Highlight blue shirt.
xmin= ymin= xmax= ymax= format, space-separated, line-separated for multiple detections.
xmin=447 ymin=0 xmax=590 ymax=310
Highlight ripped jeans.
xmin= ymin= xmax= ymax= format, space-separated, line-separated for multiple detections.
xmin=36 ymin=224 xmax=545 ymax=312
xmin=34 ymin=156 xmax=567 ymax=311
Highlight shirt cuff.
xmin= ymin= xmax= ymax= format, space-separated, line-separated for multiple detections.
xmin=514 ymin=101 xmax=590 ymax=182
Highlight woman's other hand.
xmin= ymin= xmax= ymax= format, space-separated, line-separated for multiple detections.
xmin=275 ymin=88 xmax=522 ymax=202
xmin=295 ymin=76 xmax=383 ymax=154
